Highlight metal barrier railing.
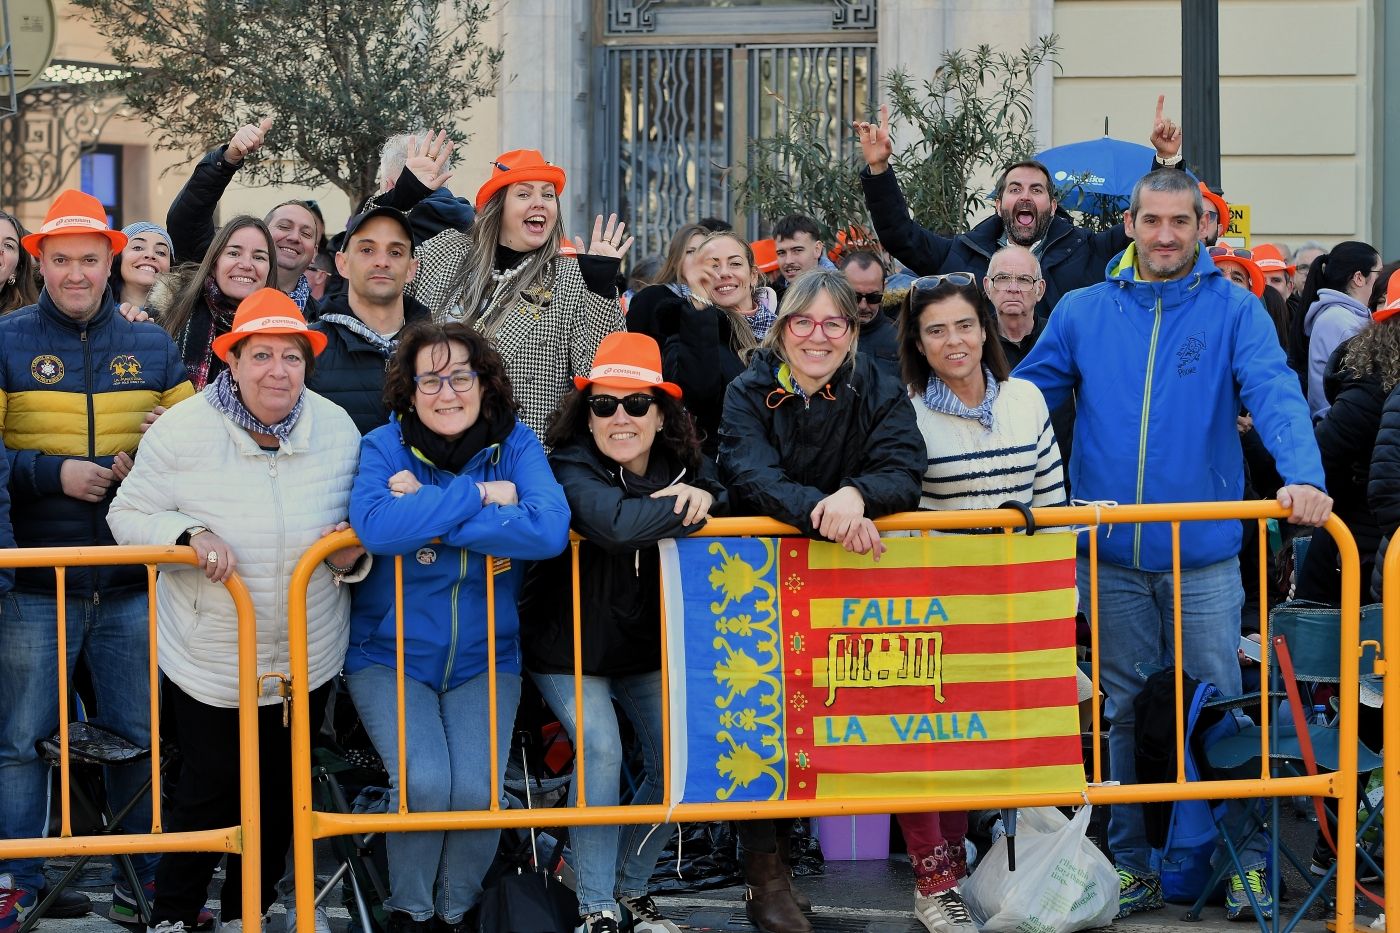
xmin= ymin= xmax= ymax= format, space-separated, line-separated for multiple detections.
xmin=287 ymin=501 xmax=1368 ymax=933
xmin=1379 ymin=533 xmax=1400 ymax=922
xmin=0 ymin=546 xmax=267 ymax=933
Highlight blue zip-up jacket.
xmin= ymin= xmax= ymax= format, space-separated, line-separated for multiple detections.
xmin=1014 ymin=243 xmax=1324 ymax=571
xmin=345 ymin=416 xmax=570 ymax=691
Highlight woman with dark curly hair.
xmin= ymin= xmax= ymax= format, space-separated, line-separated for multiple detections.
xmin=345 ymin=320 xmax=570 ymax=933
xmin=520 ymin=332 xmax=725 ymax=933
xmin=0 ymin=210 xmax=40 ymax=313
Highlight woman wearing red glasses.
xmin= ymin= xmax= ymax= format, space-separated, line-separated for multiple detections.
xmin=717 ymin=270 xmax=924 ymax=933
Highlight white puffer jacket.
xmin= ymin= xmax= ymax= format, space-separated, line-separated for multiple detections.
xmin=108 ymin=389 xmax=363 ymax=708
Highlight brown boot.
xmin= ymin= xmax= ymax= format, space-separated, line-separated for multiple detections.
xmin=774 ymin=829 xmax=814 ymax=913
xmin=744 ymin=851 xmax=813 ymax=933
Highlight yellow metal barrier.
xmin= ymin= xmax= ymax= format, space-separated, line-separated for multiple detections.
xmin=1380 ymin=533 xmax=1400 ymax=920
xmin=287 ymin=501 xmax=1366 ymax=933
xmin=0 ymin=545 xmax=267 ymax=933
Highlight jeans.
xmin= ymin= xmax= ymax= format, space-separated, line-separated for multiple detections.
xmin=1082 ymin=556 xmax=1266 ymax=876
xmin=346 ymin=665 xmax=520 ymax=923
xmin=531 ymin=670 xmax=669 ymax=915
xmin=0 ymin=590 xmax=156 ymax=894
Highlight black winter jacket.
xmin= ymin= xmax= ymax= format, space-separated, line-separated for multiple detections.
xmin=857 ymin=311 xmax=900 ymax=380
xmin=861 ymin=167 xmax=1134 ymax=318
xmin=307 ymin=296 xmax=432 ymax=435
xmin=1315 ymin=340 xmax=1384 ymax=552
xmin=1366 ymin=380 xmax=1400 ymax=596
xmin=718 ymin=349 xmax=923 ymax=533
xmin=520 ymin=440 xmax=727 ymax=676
xmin=626 ymin=285 xmax=748 ymax=455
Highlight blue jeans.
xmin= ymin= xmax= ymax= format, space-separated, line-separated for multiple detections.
xmin=1081 ymin=556 xmax=1266 ymax=876
xmin=531 ymin=670 xmax=668 ymax=916
xmin=0 ymin=590 xmax=157 ymax=893
xmin=346 ymin=665 xmax=520 ymax=923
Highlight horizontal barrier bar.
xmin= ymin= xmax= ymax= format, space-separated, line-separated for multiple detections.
xmin=0 ymin=828 xmax=244 ymax=858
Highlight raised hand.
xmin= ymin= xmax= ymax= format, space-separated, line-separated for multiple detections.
xmin=1149 ymin=95 xmax=1182 ymax=160
xmin=403 ymin=130 xmax=455 ymax=191
xmin=851 ymin=104 xmax=894 ymax=174
xmin=573 ymin=213 xmax=634 ymax=260
xmin=226 ymin=116 xmax=274 ymax=164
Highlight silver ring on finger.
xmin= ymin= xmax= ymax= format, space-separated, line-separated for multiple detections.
xmin=207 ymin=551 xmax=219 ymax=564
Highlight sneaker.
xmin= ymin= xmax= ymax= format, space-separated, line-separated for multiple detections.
xmin=284 ymin=905 xmax=331 ymax=933
xmin=619 ymin=897 xmax=679 ymax=933
xmin=1115 ymin=869 xmax=1164 ymax=919
xmin=1310 ymin=839 xmax=1383 ymax=883
xmin=913 ymin=887 xmax=977 ymax=933
xmin=147 ymin=923 xmax=186 ymax=933
xmin=0 ymin=877 xmax=38 ymax=933
xmin=1225 ymin=868 xmax=1274 ymax=922
xmin=38 ymin=885 xmax=90 ymax=919
xmin=576 ymin=912 xmax=620 ymax=933
xmin=113 ymin=882 xmax=217 ymax=930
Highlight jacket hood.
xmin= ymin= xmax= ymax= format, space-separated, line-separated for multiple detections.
xmin=961 ymin=209 xmax=1077 ymax=261
xmin=1304 ymin=288 xmax=1370 ymax=335
xmin=1103 ymin=241 xmax=1222 ymax=309
xmin=147 ymin=265 xmax=201 ymax=320
xmin=550 ymin=435 xmax=689 ymax=492
xmin=412 ymin=188 xmax=476 ymax=239
xmin=314 ymin=290 xmax=431 ymax=329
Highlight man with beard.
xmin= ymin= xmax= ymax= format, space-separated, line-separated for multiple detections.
xmin=854 ymin=96 xmax=1184 ymax=317
xmin=1014 ymin=169 xmax=1328 ymax=923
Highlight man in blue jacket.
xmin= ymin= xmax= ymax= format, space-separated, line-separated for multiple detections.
xmin=1015 ymin=169 xmax=1330 ymax=922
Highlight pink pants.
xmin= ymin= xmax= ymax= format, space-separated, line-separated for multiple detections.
xmin=896 ymin=810 xmax=969 ymax=894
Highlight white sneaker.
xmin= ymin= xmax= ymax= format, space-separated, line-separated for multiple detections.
xmin=914 ymin=886 xmax=978 ymax=933
xmin=619 ymin=896 xmax=681 ymax=933
xmin=285 ymin=905 xmax=331 ymax=933
xmin=148 ymin=923 xmax=186 ymax=933
xmin=574 ymin=911 xmax=619 ymax=933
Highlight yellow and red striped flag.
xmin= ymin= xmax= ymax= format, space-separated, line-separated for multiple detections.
xmin=659 ymin=533 xmax=1084 ymax=803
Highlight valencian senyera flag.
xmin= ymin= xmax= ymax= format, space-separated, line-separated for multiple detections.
xmin=658 ymin=533 xmax=1084 ymax=804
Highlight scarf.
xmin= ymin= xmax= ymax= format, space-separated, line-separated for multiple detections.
xmin=922 ymin=367 xmax=999 ymax=430
xmin=288 ymin=274 xmax=312 ymax=311
xmin=400 ymin=404 xmax=515 ymax=475
xmin=205 ymin=369 xmax=306 ymax=445
xmin=318 ymin=312 xmax=399 ymax=359
xmin=665 ymin=282 xmax=692 ymax=300
xmin=179 ymin=277 xmax=240 ymax=390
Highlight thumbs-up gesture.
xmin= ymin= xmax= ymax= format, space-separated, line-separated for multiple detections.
xmin=226 ymin=116 xmax=274 ymax=164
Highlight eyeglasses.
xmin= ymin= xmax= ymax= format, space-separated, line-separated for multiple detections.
xmin=785 ymin=315 xmax=852 ymax=339
xmin=853 ymin=291 xmax=883 ymax=305
xmin=587 ymin=393 xmax=657 ymax=418
xmin=911 ymin=272 xmax=977 ymax=296
xmin=1208 ymin=246 xmax=1253 ymax=260
xmin=414 ymin=370 xmax=479 ymax=394
xmin=988 ymin=273 xmax=1041 ymax=291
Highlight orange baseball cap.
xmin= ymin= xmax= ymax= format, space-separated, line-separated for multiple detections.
xmin=475 ymin=149 xmax=567 ymax=211
xmin=211 ymin=288 xmax=328 ymax=361
xmin=1208 ymin=246 xmax=1264 ymax=298
xmin=21 ymin=189 xmax=127 ymax=258
xmin=750 ymin=238 xmax=779 ymax=274
xmin=1252 ymin=243 xmax=1296 ymax=276
xmin=1198 ymin=182 xmax=1229 ymax=231
xmin=1375 ymin=269 xmax=1400 ymax=323
xmin=573 ymin=332 xmax=681 ymax=398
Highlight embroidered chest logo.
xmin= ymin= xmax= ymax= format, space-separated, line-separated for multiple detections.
xmin=30 ymin=355 xmax=63 ymax=384
xmin=109 ymin=355 xmax=144 ymax=385
xmin=1176 ymin=333 xmax=1206 ymax=376
xmin=416 ymin=547 xmax=437 ymax=566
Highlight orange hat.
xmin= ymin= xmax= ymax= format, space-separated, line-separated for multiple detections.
xmin=1252 ymin=243 xmax=1296 ymax=276
xmin=1375 ymin=269 xmax=1400 ymax=323
xmin=573 ymin=332 xmax=681 ymax=398
xmin=1198 ymin=182 xmax=1229 ymax=230
xmin=1208 ymin=246 xmax=1265 ymax=298
xmin=475 ymin=149 xmax=567 ymax=211
xmin=750 ymin=238 xmax=779 ymax=274
xmin=211 ymin=288 xmax=328 ymax=361
xmin=22 ymin=189 xmax=127 ymax=258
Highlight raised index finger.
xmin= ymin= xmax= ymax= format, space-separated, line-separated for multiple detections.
xmin=1154 ymin=94 xmax=1164 ymax=125
xmin=878 ymin=103 xmax=890 ymax=132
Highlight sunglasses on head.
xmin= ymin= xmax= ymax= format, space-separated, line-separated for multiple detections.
xmin=911 ymin=272 xmax=977 ymax=296
xmin=587 ymin=393 xmax=657 ymax=418
xmin=1208 ymin=246 xmax=1253 ymax=261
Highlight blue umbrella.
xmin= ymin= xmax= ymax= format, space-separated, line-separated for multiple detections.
xmin=1035 ymin=134 xmax=1157 ymax=212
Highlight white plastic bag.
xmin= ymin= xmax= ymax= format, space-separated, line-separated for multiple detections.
xmin=962 ymin=806 xmax=1117 ymax=933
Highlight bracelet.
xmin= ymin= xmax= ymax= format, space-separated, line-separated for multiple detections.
xmin=324 ymin=557 xmax=353 ymax=577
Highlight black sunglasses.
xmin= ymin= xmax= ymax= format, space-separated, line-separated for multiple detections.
xmin=853 ymin=291 xmax=883 ymax=305
xmin=587 ymin=393 xmax=657 ymax=418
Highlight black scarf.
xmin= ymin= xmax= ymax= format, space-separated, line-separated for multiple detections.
xmin=400 ymin=405 xmax=514 ymax=474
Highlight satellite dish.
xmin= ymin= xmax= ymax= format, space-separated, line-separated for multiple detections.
xmin=1 ymin=0 xmax=57 ymax=96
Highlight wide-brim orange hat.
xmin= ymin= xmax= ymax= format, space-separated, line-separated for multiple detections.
xmin=21 ymin=189 xmax=127 ymax=258
xmin=1212 ymin=254 xmax=1265 ymax=298
xmin=211 ymin=288 xmax=328 ymax=362
xmin=1375 ymin=270 xmax=1400 ymax=323
xmin=573 ymin=332 xmax=681 ymax=397
xmin=750 ymin=238 xmax=779 ymax=274
xmin=1252 ymin=242 xmax=1296 ymax=276
xmin=476 ymin=149 xmax=567 ymax=211
xmin=1198 ymin=182 xmax=1229 ymax=231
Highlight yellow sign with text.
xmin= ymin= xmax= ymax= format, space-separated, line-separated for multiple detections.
xmin=1221 ymin=203 xmax=1250 ymax=248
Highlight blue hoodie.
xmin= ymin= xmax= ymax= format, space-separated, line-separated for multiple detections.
xmin=1014 ymin=243 xmax=1324 ymax=571
xmin=345 ymin=417 xmax=570 ymax=691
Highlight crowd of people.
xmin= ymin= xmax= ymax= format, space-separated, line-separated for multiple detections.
xmin=3 ymin=89 xmax=1392 ymax=933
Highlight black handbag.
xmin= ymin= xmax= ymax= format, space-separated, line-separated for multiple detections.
xmin=478 ymin=746 xmax=578 ymax=933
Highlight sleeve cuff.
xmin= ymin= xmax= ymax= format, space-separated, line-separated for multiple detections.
xmin=576 ymin=255 xmax=622 ymax=298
